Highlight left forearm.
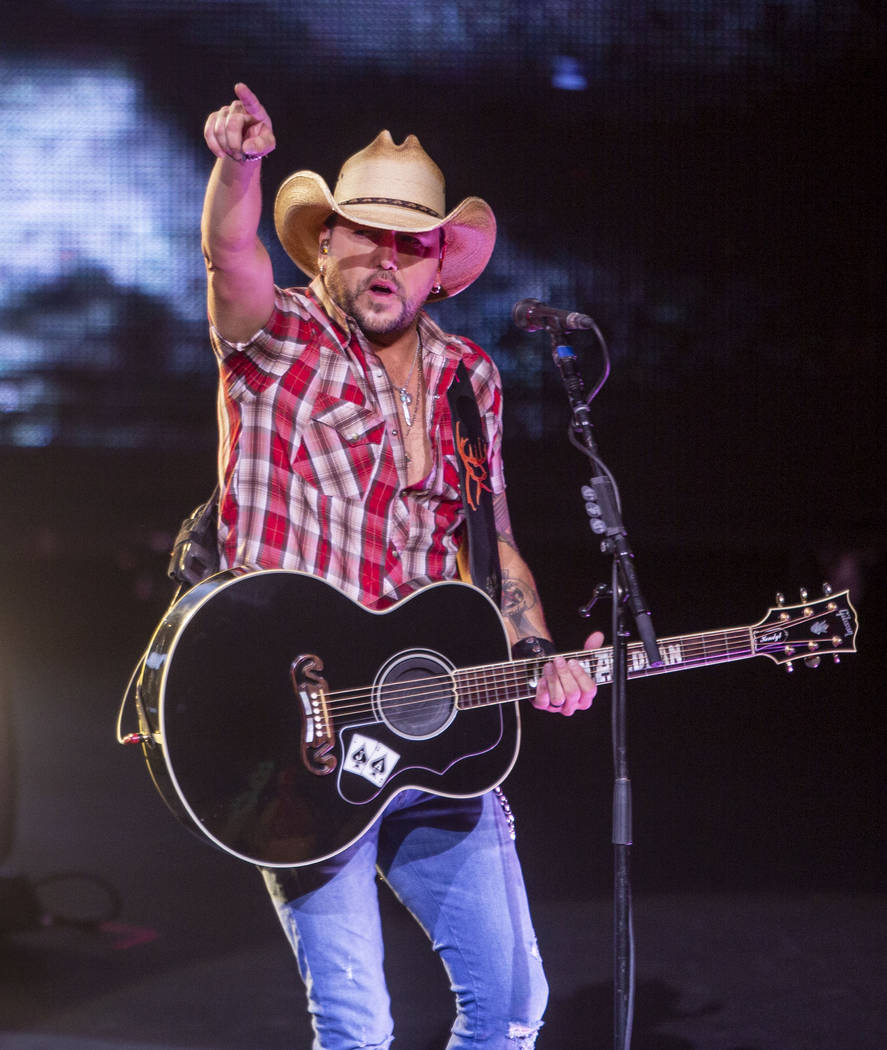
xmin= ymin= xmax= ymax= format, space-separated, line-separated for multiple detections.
xmin=493 ymin=494 xmax=601 ymax=716
xmin=493 ymin=492 xmax=552 ymax=645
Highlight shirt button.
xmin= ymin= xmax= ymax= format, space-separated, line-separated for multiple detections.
xmin=390 ymin=547 xmax=400 ymax=559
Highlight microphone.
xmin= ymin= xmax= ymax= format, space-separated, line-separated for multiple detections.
xmin=512 ymin=298 xmax=597 ymax=333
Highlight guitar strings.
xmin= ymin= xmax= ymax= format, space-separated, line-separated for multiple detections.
xmin=314 ymin=627 xmax=760 ymax=724
xmin=322 ymin=635 xmax=747 ymax=719
xmin=312 ymin=606 xmax=834 ymax=724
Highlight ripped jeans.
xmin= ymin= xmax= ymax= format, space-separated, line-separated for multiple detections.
xmin=261 ymin=789 xmax=548 ymax=1049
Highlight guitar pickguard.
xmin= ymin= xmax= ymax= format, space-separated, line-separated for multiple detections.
xmin=335 ymin=707 xmax=506 ymax=805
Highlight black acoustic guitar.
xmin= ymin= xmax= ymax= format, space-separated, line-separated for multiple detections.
xmin=130 ymin=569 xmax=857 ymax=867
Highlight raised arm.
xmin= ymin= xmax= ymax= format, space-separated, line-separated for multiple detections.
xmin=494 ymin=492 xmax=603 ymax=716
xmin=201 ymin=82 xmax=277 ymax=343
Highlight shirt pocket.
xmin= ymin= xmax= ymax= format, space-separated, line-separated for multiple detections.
xmin=292 ymin=392 xmax=386 ymax=501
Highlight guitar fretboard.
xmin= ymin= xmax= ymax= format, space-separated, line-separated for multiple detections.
xmin=454 ymin=627 xmax=754 ymax=709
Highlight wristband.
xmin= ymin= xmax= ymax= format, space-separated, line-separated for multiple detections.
xmin=511 ymin=636 xmax=556 ymax=660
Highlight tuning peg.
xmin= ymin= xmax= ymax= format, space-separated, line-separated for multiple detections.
xmin=822 ymin=581 xmax=833 ymax=596
xmin=804 ymin=656 xmax=821 ymax=669
xmin=785 ymin=661 xmax=794 ymax=673
xmin=799 ymin=587 xmax=809 ymax=601
xmin=776 ymin=592 xmax=786 ymax=606
xmin=833 ymin=654 xmax=841 ymax=665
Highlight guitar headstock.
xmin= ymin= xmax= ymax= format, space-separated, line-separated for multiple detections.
xmin=752 ymin=586 xmax=858 ymax=668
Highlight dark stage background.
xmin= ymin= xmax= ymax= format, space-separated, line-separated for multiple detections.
xmin=0 ymin=2 xmax=884 ymax=1047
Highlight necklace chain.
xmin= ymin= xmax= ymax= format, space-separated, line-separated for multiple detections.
xmin=396 ymin=331 xmax=423 ymax=431
xmin=396 ymin=331 xmax=425 ymax=464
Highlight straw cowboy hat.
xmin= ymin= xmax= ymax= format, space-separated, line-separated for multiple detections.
xmin=273 ymin=131 xmax=496 ymax=301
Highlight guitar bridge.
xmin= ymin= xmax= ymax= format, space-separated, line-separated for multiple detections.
xmin=291 ymin=654 xmax=336 ymax=776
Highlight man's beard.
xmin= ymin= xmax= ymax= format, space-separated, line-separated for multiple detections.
xmin=325 ymin=268 xmax=421 ymax=339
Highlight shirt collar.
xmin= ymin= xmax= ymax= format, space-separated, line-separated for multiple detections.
xmin=306 ymin=276 xmax=351 ymax=339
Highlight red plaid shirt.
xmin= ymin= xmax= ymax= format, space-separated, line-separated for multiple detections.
xmin=210 ymin=279 xmax=505 ymax=608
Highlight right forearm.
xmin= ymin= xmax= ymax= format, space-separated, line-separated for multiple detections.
xmin=201 ymin=155 xmax=264 ymax=268
xmin=201 ymin=83 xmax=277 ymax=339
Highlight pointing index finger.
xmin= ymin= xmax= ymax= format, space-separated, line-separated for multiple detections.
xmin=234 ymin=82 xmax=269 ymax=121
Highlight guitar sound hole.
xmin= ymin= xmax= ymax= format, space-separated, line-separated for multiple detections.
xmin=374 ymin=650 xmax=456 ymax=740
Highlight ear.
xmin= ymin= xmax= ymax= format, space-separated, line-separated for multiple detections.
xmin=318 ymin=229 xmax=331 ymax=274
xmin=430 ymin=238 xmax=445 ymax=296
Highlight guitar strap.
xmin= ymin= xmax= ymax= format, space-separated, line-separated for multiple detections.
xmin=446 ymin=360 xmax=502 ymax=608
xmin=167 ymin=485 xmax=220 ymax=587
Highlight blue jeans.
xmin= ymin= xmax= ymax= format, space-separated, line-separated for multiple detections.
xmin=261 ymin=789 xmax=548 ymax=1049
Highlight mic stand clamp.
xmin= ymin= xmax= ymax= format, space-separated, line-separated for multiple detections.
xmin=548 ymin=329 xmax=660 ymax=1050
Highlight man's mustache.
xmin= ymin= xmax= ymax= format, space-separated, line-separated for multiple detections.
xmin=361 ymin=272 xmax=404 ymax=297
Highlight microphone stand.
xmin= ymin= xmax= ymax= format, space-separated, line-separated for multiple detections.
xmin=547 ymin=330 xmax=662 ymax=1050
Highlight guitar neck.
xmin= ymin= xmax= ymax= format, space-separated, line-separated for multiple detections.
xmin=456 ymin=625 xmax=753 ymax=709
xmin=591 ymin=626 xmax=754 ymax=684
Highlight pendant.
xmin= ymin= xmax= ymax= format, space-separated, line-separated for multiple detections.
xmin=398 ymin=387 xmax=413 ymax=427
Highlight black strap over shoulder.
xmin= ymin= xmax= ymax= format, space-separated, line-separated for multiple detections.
xmin=446 ymin=361 xmax=502 ymax=607
xmin=167 ymin=486 xmax=220 ymax=587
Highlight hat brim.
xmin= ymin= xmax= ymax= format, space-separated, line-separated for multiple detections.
xmin=273 ymin=171 xmax=496 ymax=301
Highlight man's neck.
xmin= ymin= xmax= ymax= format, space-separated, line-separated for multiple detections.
xmin=366 ymin=324 xmax=421 ymax=368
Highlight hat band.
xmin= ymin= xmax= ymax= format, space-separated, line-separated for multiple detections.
xmin=339 ymin=196 xmax=443 ymax=219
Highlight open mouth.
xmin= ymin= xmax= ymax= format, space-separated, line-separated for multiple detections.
xmin=366 ymin=277 xmax=399 ymax=299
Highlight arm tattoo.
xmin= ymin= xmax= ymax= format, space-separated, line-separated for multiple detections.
xmin=494 ymin=491 xmax=549 ymax=640
xmin=501 ymin=570 xmax=539 ymax=638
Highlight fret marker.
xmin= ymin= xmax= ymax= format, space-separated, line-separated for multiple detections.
xmin=630 ymin=650 xmax=649 ymax=672
xmin=662 ymin=643 xmax=683 ymax=666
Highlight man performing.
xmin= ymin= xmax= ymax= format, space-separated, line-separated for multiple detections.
xmin=201 ymin=81 xmax=602 ymax=1049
